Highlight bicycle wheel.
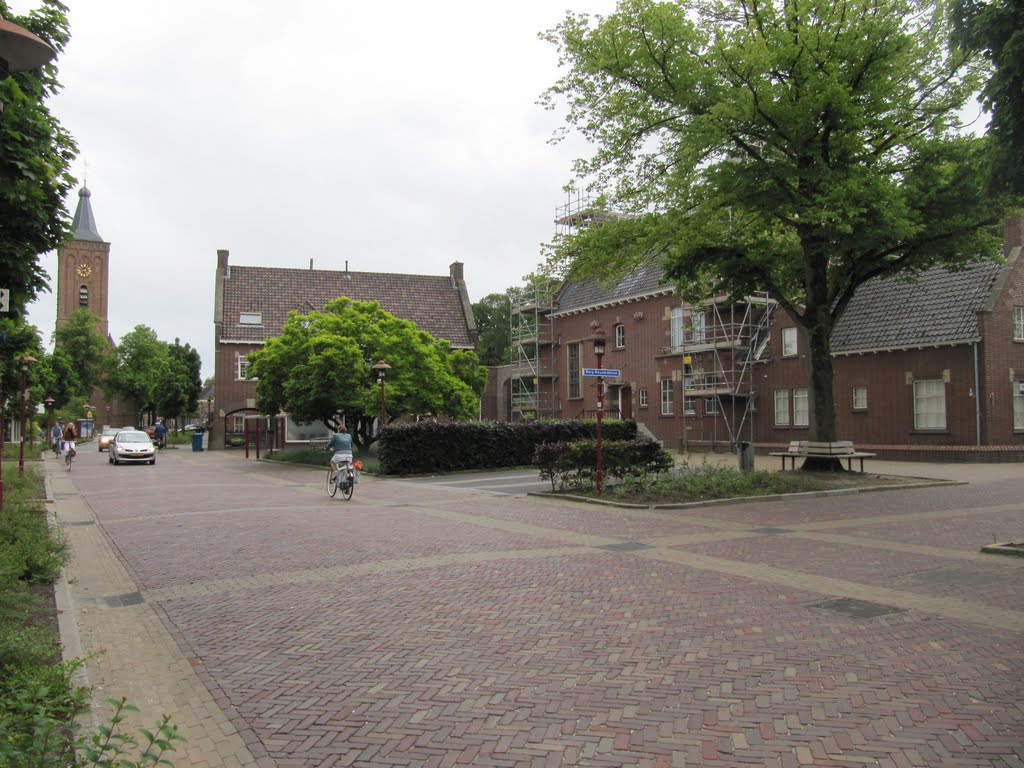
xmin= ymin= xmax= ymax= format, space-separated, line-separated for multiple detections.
xmin=327 ymin=466 xmax=338 ymax=497
xmin=341 ymin=471 xmax=354 ymax=500
xmin=65 ymin=451 xmax=72 ymax=472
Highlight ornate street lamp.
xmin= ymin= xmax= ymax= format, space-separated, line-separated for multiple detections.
xmin=372 ymin=360 xmax=391 ymax=429
xmin=17 ymin=354 xmax=36 ymax=475
xmin=0 ymin=14 xmax=55 ymax=79
xmin=592 ymin=329 xmax=606 ymax=496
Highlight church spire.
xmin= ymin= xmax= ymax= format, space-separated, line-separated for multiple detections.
xmin=71 ymin=185 xmax=103 ymax=242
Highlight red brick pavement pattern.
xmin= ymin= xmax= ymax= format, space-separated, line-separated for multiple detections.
xmin=70 ymin=453 xmax=1024 ymax=767
xmin=835 ymin=510 xmax=1024 ymax=555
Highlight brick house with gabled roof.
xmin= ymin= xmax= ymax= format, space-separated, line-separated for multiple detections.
xmin=211 ymin=250 xmax=476 ymax=449
xmin=488 ymin=215 xmax=1024 ymax=460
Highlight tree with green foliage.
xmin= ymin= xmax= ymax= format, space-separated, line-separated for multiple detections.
xmin=543 ymin=0 xmax=1013 ymax=453
xmin=472 ymin=291 xmax=514 ymax=366
xmin=53 ymin=309 xmax=110 ymax=396
xmin=153 ymin=339 xmax=202 ymax=426
xmin=951 ymin=0 xmax=1024 ymax=194
xmin=105 ymin=325 xmax=166 ymax=425
xmin=32 ymin=345 xmax=80 ymax=411
xmin=247 ymin=297 xmax=485 ymax=450
xmin=0 ymin=0 xmax=77 ymax=316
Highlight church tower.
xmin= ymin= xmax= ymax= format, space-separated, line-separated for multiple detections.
xmin=56 ymin=186 xmax=110 ymax=337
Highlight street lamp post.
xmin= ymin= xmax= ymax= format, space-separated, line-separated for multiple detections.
xmin=372 ymin=361 xmax=391 ymax=429
xmin=17 ymin=355 xmax=36 ymax=475
xmin=593 ymin=329 xmax=606 ymax=496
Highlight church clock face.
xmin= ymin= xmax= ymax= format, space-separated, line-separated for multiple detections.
xmin=76 ymin=263 xmax=93 ymax=278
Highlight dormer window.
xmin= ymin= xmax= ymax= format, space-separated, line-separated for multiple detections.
xmin=239 ymin=312 xmax=262 ymax=325
xmin=79 ymin=285 xmax=89 ymax=307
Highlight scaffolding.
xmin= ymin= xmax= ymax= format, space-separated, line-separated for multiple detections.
xmin=676 ymin=293 xmax=775 ymax=448
xmin=509 ymin=283 xmax=557 ymax=420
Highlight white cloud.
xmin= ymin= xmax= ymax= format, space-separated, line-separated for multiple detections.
xmin=19 ymin=0 xmax=616 ymax=377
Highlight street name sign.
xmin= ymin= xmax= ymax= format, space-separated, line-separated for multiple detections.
xmin=583 ymin=368 xmax=621 ymax=377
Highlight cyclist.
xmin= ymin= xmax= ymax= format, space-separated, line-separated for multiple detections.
xmin=50 ymin=421 xmax=62 ymax=456
xmin=153 ymin=419 xmax=167 ymax=449
xmin=62 ymin=421 xmax=77 ymax=462
xmin=326 ymin=423 xmax=354 ymax=483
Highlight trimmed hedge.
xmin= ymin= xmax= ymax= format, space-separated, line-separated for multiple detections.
xmin=376 ymin=420 xmax=638 ymax=475
xmin=534 ymin=439 xmax=674 ymax=491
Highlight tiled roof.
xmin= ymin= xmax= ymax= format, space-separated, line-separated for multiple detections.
xmin=220 ymin=265 xmax=474 ymax=347
xmin=831 ymin=259 xmax=1003 ymax=353
xmin=554 ymin=261 xmax=670 ymax=314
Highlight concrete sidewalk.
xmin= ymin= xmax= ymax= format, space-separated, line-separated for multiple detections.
xmin=49 ymin=448 xmax=1024 ymax=767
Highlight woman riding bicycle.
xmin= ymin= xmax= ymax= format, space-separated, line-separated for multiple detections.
xmin=62 ymin=421 xmax=77 ymax=462
xmin=326 ymin=423 xmax=353 ymax=478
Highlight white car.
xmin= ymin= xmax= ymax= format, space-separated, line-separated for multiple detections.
xmin=109 ymin=430 xmax=157 ymax=465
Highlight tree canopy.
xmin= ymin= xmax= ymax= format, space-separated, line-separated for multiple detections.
xmin=543 ymin=0 xmax=1014 ymax=443
xmin=472 ymin=291 xmax=514 ymax=366
xmin=53 ymin=308 xmax=110 ymax=394
xmin=0 ymin=0 xmax=77 ymax=315
xmin=246 ymin=297 xmax=486 ymax=450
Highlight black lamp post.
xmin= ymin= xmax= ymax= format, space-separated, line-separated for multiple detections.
xmin=372 ymin=360 xmax=391 ymax=428
xmin=17 ymin=354 xmax=36 ymax=475
xmin=593 ymin=329 xmax=606 ymax=496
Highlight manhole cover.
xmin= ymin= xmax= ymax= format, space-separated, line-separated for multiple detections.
xmin=749 ymin=527 xmax=794 ymax=534
xmin=597 ymin=541 xmax=653 ymax=552
xmin=811 ymin=598 xmax=905 ymax=618
xmin=103 ymin=592 xmax=144 ymax=608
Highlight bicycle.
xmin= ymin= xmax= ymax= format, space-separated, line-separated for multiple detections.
xmin=327 ymin=460 xmax=355 ymax=500
xmin=64 ymin=443 xmax=75 ymax=472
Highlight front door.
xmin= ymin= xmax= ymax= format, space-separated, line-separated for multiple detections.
xmin=620 ymin=386 xmax=633 ymax=420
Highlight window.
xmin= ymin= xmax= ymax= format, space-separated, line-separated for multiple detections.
xmin=78 ymin=285 xmax=88 ymax=307
xmin=683 ymin=396 xmax=696 ymax=414
xmin=774 ymin=389 xmax=790 ymax=425
xmin=782 ymin=327 xmax=798 ymax=357
xmin=683 ymin=364 xmax=695 ymax=390
xmin=1015 ymin=381 xmax=1024 ymax=430
xmin=913 ymin=379 xmax=946 ymax=430
xmin=704 ymin=397 xmax=719 ymax=415
xmin=793 ymin=388 xmax=809 ymax=426
xmin=639 ymin=389 xmax=648 ymax=408
xmin=852 ymin=386 xmax=868 ymax=410
xmin=614 ymin=323 xmax=625 ymax=348
xmin=670 ymin=307 xmax=684 ymax=350
xmin=1015 ymin=307 xmax=1024 ymax=341
xmin=237 ymin=355 xmax=250 ymax=380
xmin=690 ymin=312 xmax=706 ymax=344
xmin=240 ymin=312 xmax=263 ymax=325
xmin=660 ymin=379 xmax=674 ymax=415
xmin=567 ymin=343 xmax=581 ymax=399
xmin=232 ymin=415 xmax=245 ymax=433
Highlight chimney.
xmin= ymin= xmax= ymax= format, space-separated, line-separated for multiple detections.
xmin=449 ymin=261 xmax=464 ymax=282
xmin=217 ymin=249 xmax=229 ymax=270
xmin=1004 ymin=214 xmax=1024 ymax=251
xmin=310 ymin=258 xmax=313 ymax=270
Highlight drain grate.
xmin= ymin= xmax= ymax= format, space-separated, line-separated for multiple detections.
xmin=103 ymin=592 xmax=144 ymax=608
xmin=811 ymin=598 xmax=905 ymax=619
xmin=597 ymin=541 xmax=653 ymax=552
xmin=749 ymin=527 xmax=794 ymax=534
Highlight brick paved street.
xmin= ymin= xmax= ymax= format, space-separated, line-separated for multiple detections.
xmin=48 ymin=448 xmax=1023 ymax=767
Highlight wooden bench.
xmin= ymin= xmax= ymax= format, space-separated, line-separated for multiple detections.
xmin=768 ymin=440 xmax=876 ymax=472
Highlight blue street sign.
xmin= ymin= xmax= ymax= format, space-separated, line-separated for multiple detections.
xmin=583 ymin=368 xmax=621 ymax=377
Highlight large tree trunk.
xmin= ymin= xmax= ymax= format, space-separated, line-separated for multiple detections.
xmin=801 ymin=241 xmax=842 ymax=471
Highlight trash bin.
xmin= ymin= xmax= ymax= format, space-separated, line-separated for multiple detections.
xmin=191 ymin=431 xmax=204 ymax=452
xmin=738 ymin=441 xmax=754 ymax=471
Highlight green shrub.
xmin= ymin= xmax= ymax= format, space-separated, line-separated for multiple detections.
xmin=377 ymin=420 xmax=638 ymax=475
xmin=608 ymin=461 xmax=828 ymax=503
xmin=534 ymin=439 xmax=673 ymax=491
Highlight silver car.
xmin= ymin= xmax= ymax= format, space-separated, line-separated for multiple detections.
xmin=109 ymin=430 xmax=157 ymax=465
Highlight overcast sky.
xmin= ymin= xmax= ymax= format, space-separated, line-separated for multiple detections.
xmin=18 ymin=0 xmax=616 ymax=379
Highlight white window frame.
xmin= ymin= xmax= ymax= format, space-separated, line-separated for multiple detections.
xmin=1014 ymin=381 xmax=1024 ymax=430
xmin=670 ymin=307 xmax=684 ymax=350
xmin=639 ymin=389 xmax=648 ymax=409
xmin=240 ymin=312 xmax=263 ymax=326
xmin=232 ymin=415 xmax=245 ymax=433
xmin=852 ymin=386 xmax=868 ymax=410
xmin=704 ymin=397 xmax=719 ymax=415
xmin=614 ymin=323 xmax=625 ymax=348
xmin=237 ymin=355 xmax=249 ymax=380
xmin=690 ymin=311 xmax=706 ymax=344
xmin=683 ymin=396 xmax=696 ymax=415
xmin=774 ymin=389 xmax=791 ymax=426
xmin=793 ymin=388 xmax=809 ymax=426
xmin=1015 ymin=306 xmax=1024 ymax=341
xmin=782 ymin=327 xmax=798 ymax=357
xmin=660 ymin=379 xmax=674 ymax=416
xmin=567 ymin=343 xmax=581 ymax=399
xmin=913 ymin=379 xmax=946 ymax=430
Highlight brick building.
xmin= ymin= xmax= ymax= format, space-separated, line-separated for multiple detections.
xmin=485 ymin=216 xmax=1024 ymax=461
xmin=211 ymin=251 xmax=477 ymax=449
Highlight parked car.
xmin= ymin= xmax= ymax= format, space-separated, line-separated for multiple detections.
xmin=183 ymin=423 xmax=203 ymax=432
xmin=109 ymin=430 xmax=156 ymax=465
xmin=97 ymin=427 xmax=120 ymax=452
xmin=145 ymin=425 xmax=157 ymax=439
